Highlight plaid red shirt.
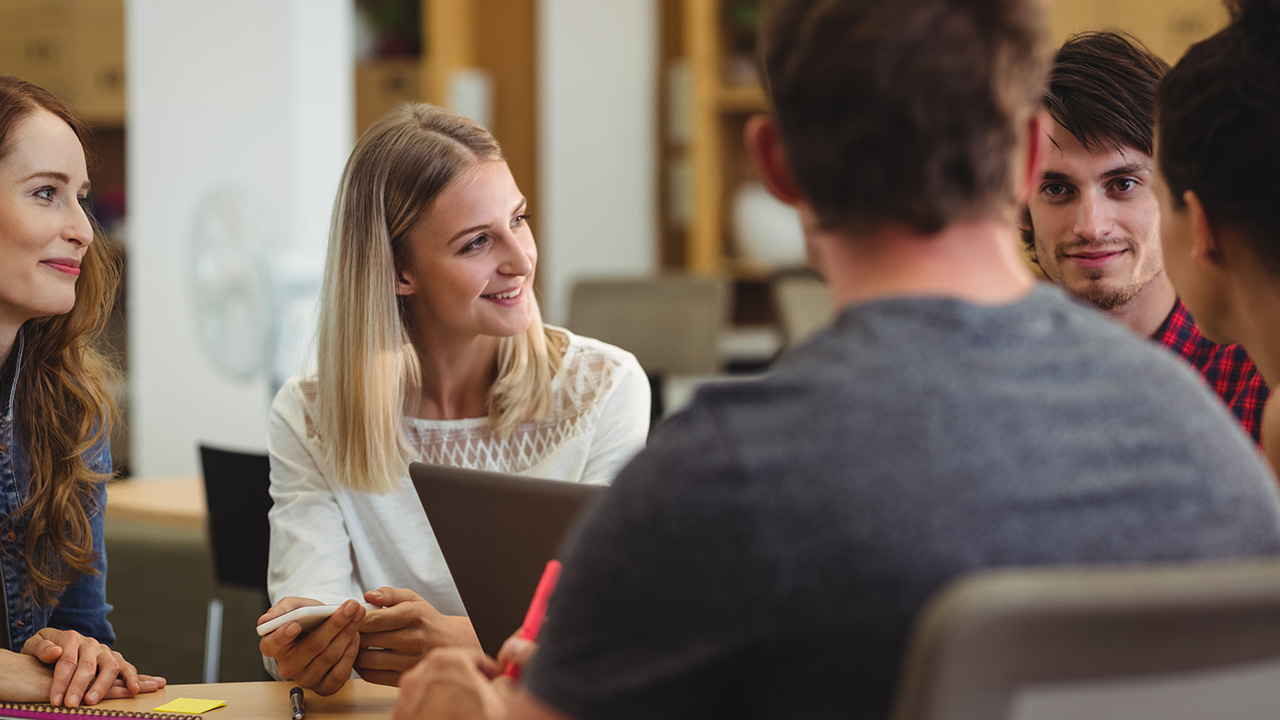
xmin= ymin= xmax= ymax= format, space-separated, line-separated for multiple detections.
xmin=1153 ymin=299 xmax=1269 ymax=445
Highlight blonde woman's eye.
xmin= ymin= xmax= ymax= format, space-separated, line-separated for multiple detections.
xmin=461 ymin=235 xmax=489 ymax=254
xmin=511 ymin=213 xmax=531 ymax=228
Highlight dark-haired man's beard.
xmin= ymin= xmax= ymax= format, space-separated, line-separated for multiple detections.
xmin=1039 ymin=235 xmax=1166 ymax=313
xmin=1070 ymin=267 xmax=1162 ymax=311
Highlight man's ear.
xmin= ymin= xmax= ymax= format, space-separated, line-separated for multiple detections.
xmin=744 ymin=114 xmax=803 ymax=205
xmin=1019 ymin=111 xmax=1047 ymax=205
xmin=1183 ymin=190 xmax=1225 ymax=270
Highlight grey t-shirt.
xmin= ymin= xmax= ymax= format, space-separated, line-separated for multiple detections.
xmin=525 ymin=284 xmax=1280 ymax=720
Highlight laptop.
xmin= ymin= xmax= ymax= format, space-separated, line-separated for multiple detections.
xmin=409 ymin=461 xmax=605 ymax=655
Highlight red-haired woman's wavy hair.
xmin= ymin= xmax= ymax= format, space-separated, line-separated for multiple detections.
xmin=0 ymin=74 xmax=122 ymax=607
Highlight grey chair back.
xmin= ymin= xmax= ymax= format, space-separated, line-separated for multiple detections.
xmin=892 ymin=560 xmax=1280 ymax=720
xmin=567 ymin=274 xmax=732 ymax=376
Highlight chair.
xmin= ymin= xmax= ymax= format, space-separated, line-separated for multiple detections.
xmin=198 ymin=444 xmax=273 ymax=683
xmin=891 ymin=561 xmax=1280 ymax=720
xmin=567 ymin=273 xmax=732 ymax=376
xmin=567 ymin=274 xmax=732 ymax=418
xmin=770 ymin=267 xmax=832 ymax=347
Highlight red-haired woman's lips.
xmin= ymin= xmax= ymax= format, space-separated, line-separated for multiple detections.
xmin=41 ymin=258 xmax=82 ymax=276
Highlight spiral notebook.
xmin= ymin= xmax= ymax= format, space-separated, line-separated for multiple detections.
xmin=0 ymin=705 xmax=189 ymax=720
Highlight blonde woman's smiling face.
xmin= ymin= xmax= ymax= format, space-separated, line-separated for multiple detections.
xmin=395 ymin=160 xmax=537 ymax=342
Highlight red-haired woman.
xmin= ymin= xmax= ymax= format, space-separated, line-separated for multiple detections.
xmin=0 ymin=75 xmax=164 ymax=705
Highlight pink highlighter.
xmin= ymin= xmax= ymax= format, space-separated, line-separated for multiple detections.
xmin=502 ymin=559 xmax=562 ymax=680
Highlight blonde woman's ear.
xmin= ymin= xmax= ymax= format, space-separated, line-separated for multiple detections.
xmin=394 ymin=265 xmax=416 ymax=296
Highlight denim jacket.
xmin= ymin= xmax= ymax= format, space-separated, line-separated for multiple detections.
xmin=0 ymin=330 xmax=115 ymax=650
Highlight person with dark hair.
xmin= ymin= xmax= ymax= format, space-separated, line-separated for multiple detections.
xmin=1157 ymin=0 xmax=1280 ymax=474
xmin=1023 ymin=31 xmax=1269 ymax=444
xmin=389 ymin=2 xmax=1280 ymax=719
xmin=0 ymin=75 xmax=164 ymax=704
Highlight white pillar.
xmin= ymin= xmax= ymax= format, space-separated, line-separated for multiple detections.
xmin=538 ymin=0 xmax=657 ymax=325
xmin=127 ymin=0 xmax=353 ymax=475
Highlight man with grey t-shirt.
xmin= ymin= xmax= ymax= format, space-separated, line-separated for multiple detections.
xmin=391 ymin=1 xmax=1280 ymax=719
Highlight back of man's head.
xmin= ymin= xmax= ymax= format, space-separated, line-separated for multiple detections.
xmin=1044 ymin=31 xmax=1169 ymax=156
xmin=758 ymin=0 xmax=1049 ymax=235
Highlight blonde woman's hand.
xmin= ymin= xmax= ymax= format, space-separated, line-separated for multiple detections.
xmin=355 ymin=587 xmax=481 ymax=687
xmin=259 ymin=597 xmax=367 ymax=696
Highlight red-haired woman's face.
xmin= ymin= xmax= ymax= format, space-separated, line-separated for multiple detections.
xmin=0 ymin=109 xmax=93 ymax=333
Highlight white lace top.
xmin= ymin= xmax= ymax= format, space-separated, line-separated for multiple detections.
xmin=265 ymin=327 xmax=650 ymax=613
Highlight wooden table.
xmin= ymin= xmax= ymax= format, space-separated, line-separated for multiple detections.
xmin=105 ymin=476 xmax=206 ymax=530
xmin=72 ymin=680 xmax=399 ymax=719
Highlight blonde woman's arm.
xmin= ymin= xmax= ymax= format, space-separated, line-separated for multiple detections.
xmin=262 ymin=378 xmax=365 ymax=693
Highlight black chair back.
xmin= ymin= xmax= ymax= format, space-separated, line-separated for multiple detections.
xmin=198 ymin=444 xmax=272 ymax=591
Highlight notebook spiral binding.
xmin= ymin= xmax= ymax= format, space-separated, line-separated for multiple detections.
xmin=0 ymin=704 xmax=188 ymax=720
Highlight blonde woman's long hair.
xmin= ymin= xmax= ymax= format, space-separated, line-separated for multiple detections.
xmin=317 ymin=103 xmax=562 ymax=494
xmin=0 ymin=75 xmax=121 ymax=607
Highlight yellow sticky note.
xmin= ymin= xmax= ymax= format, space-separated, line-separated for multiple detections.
xmin=152 ymin=698 xmax=227 ymax=714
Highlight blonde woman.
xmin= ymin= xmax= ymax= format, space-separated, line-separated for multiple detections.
xmin=259 ymin=104 xmax=650 ymax=694
xmin=0 ymin=75 xmax=164 ymax=705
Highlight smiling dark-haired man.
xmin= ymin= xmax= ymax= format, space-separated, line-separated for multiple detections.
xmin=1022 ymin=31 xmax=1269 ymax=443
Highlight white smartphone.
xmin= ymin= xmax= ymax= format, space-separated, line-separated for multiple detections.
xmin=256 ymin=602 xmax=376 ymax=637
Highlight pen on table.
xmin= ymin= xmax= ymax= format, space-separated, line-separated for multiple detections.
xmin=502 ymin=559 xmax=562 ymax=680
xmin=290 ymin=685 xmax=306 ymax=720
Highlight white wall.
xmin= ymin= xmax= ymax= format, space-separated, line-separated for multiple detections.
xmin=537 ymin=0 xmax=657 ymax=325
xmin=127 ymin=0 xmax=352 ymax=475
xmin=125 ymin=0 xmax=654 ymax=473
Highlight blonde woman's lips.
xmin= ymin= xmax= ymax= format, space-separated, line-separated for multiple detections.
xmin=482 ymin=286 xmax=524 ymax=304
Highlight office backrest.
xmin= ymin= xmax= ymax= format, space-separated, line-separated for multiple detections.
xmin=566 ymin=274 xmax=731 ymax=376
xmin=770 ymin=267 xmax=832 ymax=346
xmin=198 ymin=444 xmax=273 ymax=591
xmin=892 ymin=561 xmax=1280 ymax=720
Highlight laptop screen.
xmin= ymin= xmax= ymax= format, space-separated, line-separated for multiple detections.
xmin=409 ymin=461 xmax=605 ymax=655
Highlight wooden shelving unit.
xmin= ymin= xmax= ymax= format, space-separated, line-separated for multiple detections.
xmin=0 ymin=0 xmax=126 ymax=128
xmin=356 ymin=0 xmax=539 ymax=227
xmin=682 ymin=0 xmax=769 ymax=275
xmin=669 ymin=0 xmax=1229 ymax=281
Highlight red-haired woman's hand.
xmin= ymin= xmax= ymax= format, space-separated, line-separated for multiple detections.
xmin=20 ymin=629 xmax=165 ymax=706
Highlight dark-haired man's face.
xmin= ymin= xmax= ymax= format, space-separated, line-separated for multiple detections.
xmin=1026 ymin=120 xmax=1165 ymax=312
